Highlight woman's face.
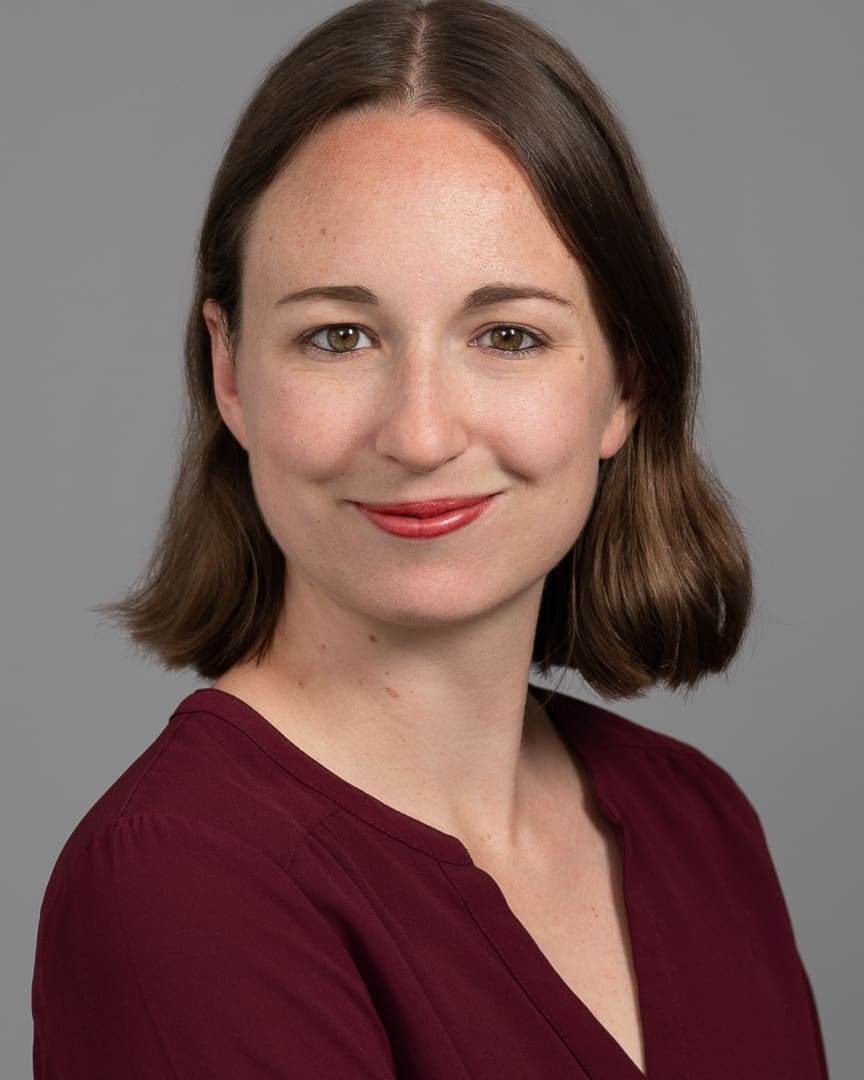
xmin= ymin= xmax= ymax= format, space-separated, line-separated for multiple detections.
xmin=206 ymin=109 xmax=638 ymax=630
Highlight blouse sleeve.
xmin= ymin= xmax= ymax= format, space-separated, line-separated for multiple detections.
xmin=688 ymin=749 xmax=831 ymax=1076
xmin=32 ymin=814 xmax=399 ymax=1080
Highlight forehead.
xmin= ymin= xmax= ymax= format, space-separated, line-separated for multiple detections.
xmin=243 ymin=108 xmax=578 ymax=291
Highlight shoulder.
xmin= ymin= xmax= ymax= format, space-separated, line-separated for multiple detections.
xmin=33 ymin=691 xmax=402 ymax=1075
xmin=542 ymin=687 xmax=764 ymax=836
xmin=34 ymin=759 xmax=397 ymax=1077
xmin=544 ymin=687 xmax=710 ymax=756
xmin=43 ymin=689 xmax=342 ymax=910
xmin=544 ymin=687 xmax=797 ymax=918
xmin=35 ymin=691 xmax=343 ymax=1013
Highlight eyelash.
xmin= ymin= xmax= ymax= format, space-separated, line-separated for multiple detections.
xmin=300 ymin=325 xmax=376 ymax=354
xmin=298 ymin=324 xmax=549 ymax=357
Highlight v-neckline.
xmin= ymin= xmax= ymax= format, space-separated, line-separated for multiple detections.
xmin=184 ymin=686 xmax=687 ymax=1077
xmin=438 ymin=694 xmax=654 ymax=1079
xmin=441 ymin=855 xmax=649 ymax=1078
xmin=540 ymin=690 xmax=688 ymax=1077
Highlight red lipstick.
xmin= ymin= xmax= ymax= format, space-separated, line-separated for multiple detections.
xmin=354 ymin=495 xmax=496 ymax=538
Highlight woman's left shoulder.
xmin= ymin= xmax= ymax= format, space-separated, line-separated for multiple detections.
xmin=541 ymin=687 xmax=764 ymax=833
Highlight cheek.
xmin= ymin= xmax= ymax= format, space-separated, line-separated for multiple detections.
xmin=484 ymin=376 xmax=610 ymax=482
xmin=244 ymin=377 xmax=368 ymax=483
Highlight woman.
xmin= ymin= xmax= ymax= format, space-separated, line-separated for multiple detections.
xmin=32 ymin=1 xmax=828 ymax=1076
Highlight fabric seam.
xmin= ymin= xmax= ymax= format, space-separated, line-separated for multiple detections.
xmin=174 ymin=705 xmax=471 ymax=865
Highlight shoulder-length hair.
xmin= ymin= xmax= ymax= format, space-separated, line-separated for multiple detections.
xmin=105 ymin=0 xmax=752 ymax=699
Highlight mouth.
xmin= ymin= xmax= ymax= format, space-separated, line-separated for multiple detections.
xmin=353 ymin=494 xmax=498 ymax=539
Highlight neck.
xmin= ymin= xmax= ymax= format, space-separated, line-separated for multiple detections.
xmin=215 ymin=575 xmax=561 ymax=858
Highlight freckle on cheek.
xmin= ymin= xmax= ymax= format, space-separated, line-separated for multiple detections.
xmin=368 ymin=633 xmax=378 ymax=642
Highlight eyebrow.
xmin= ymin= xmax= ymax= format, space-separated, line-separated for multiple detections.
xmin=273 ymin=283 xmax=574 ymax=310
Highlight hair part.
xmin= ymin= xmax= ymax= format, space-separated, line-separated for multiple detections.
xmin=103 ymin=0 xmax=752 ymax=699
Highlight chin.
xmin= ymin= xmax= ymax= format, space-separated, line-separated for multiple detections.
xmin=343 ymin=567 xmax=543 ymax=630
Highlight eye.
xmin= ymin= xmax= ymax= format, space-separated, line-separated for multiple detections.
xmin=303 ymin=325 xmax=375 ymax=353
xmin=472 ymin=325 xmax=546 ymax=354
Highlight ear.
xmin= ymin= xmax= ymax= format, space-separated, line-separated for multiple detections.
xmin=203 ymin=299 xmax=249 ymax=451
xmin=599 ymin=355 xmax=642 ymax=460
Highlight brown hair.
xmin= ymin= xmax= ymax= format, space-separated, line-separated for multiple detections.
xmin=104 ymin=0 xmax=752 ymax=698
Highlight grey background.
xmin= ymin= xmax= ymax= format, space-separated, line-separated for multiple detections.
xmin=3 ymin=0 xmax=860 ymax=1075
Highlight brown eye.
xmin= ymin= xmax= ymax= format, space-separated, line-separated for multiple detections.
xmin=326 ymin=326 xmax=360 ymax=351
xmin=306 ymin=325 xmax=373 ymax=353
xmin=475 ymin=326 xmax=544 ymax=353
xmin=490 ymin=327 xmax=525 ymax=350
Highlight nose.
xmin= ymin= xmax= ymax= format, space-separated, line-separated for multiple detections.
xmin=374 ymin=347 xmax=469 ymax=473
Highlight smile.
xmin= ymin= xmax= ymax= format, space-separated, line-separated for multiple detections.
xmin=353 ymin=496 xmax=497 ymax=539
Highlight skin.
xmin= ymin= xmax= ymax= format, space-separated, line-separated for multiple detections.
xmin=203 ymin=107 xmax=640 ymax=857
xmin=206 ymin=108 xmax=647 ymax=1070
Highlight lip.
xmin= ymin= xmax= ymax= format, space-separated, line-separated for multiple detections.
xmin=353 ymin=494 xmax=498 ymax=539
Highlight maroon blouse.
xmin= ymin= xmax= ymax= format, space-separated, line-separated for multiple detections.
xmin=32 ymin=688 xmax=828 ymax=1078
